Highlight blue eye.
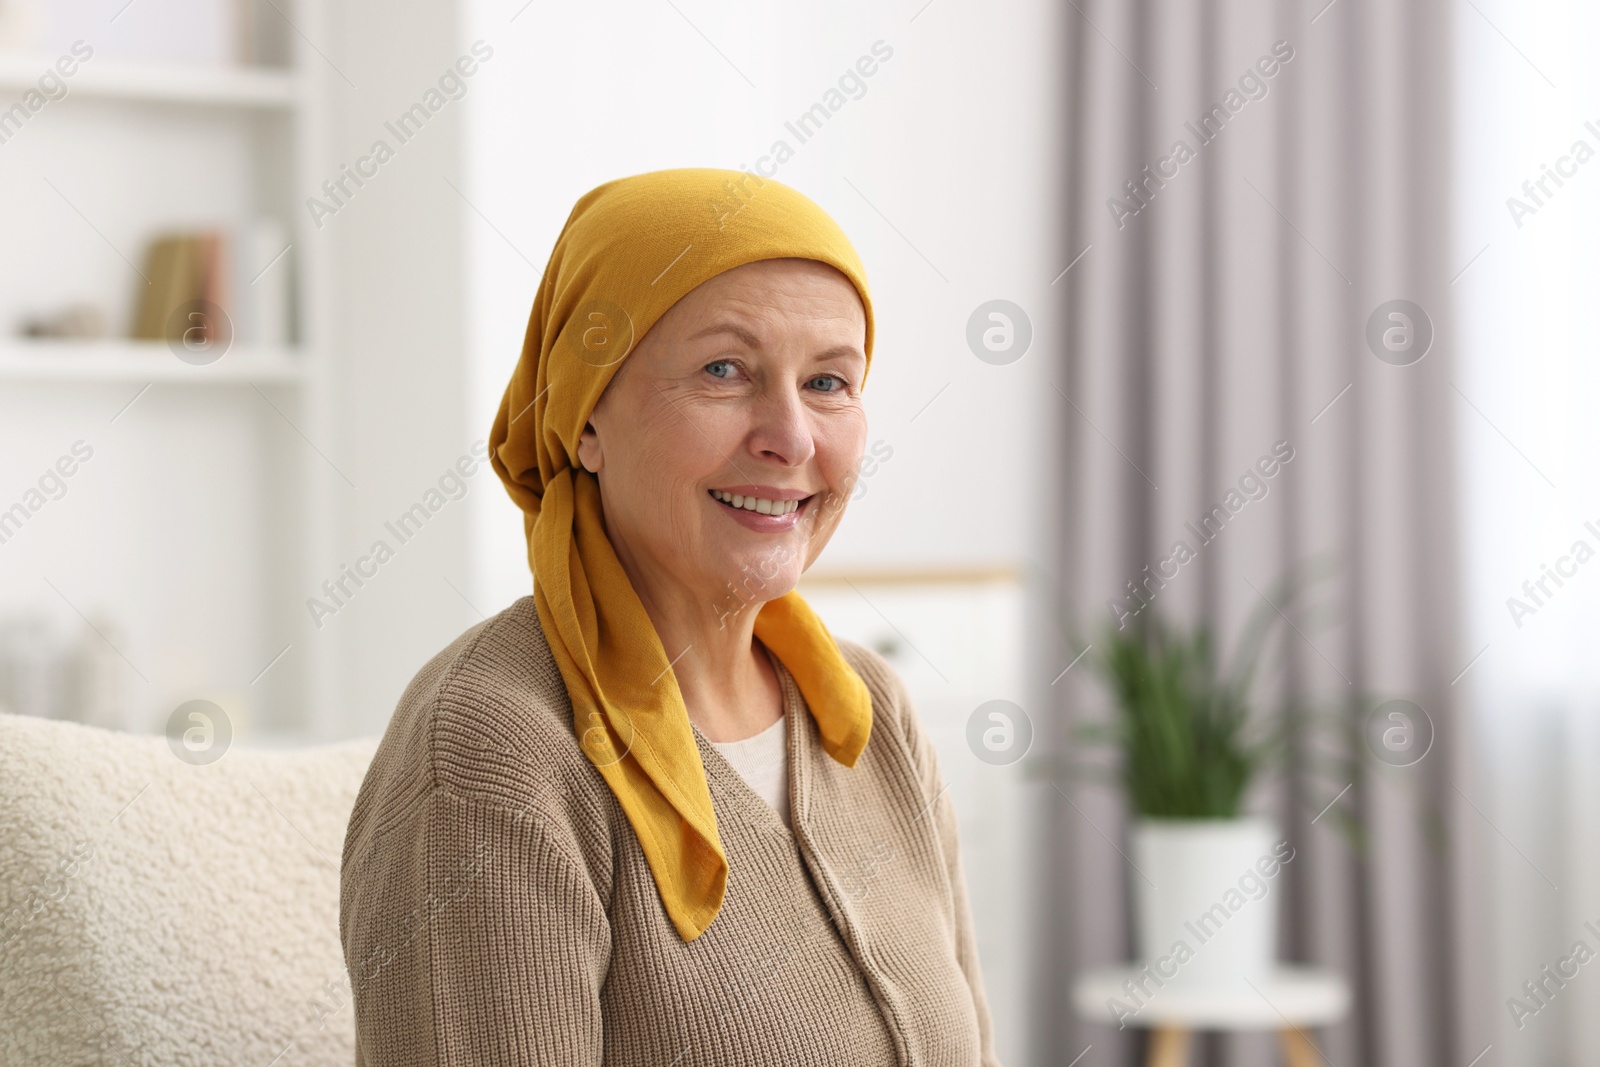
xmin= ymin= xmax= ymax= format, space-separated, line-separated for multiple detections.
xmin=706 ymin=360 xmax=735 ymax=378
xmin=810 ymin=374 xmax=845 ymax=392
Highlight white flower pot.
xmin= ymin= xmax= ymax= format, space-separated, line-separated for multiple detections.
xmin=1128 ymin=816 xmax=1290 ymax=989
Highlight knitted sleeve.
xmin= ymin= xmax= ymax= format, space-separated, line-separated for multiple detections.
xmin=341 ymin=784 xmax=613 ymax=1065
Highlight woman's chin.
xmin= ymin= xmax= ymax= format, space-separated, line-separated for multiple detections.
xmin=703 ymin=552 xmax=804 ymax=619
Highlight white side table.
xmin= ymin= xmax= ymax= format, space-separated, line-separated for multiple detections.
xmin=1071 ymin=965 xmax=1349 ymax=1067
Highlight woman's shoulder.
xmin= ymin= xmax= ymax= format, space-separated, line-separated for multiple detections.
xmin=834 ymin=637 xmax=909 ymax=706
xmin=344 ymin=596 xmax=612 ymax=860
xmin=832 ymin=639 xmax=934 ymax=764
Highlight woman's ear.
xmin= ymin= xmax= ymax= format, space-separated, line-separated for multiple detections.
xmin=576 ymin=420 xmax=602 ymax=474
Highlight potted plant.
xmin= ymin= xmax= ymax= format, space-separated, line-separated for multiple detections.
xmin=1060 ymin=555 xmax=1366 ymax=992
xmin=1088 ymin=614 xmax=1286 ymax=989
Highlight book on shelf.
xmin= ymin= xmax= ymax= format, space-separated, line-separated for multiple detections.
xmin=13 ymin=218 xmax=290 ymax=353
xmin=131 ymin=230 xmax=229 ymax=347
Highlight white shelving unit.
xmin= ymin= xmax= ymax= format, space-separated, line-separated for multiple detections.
xmin=0 ymin=56 xmax=299 ymax=108
xmin=0 ymin=1 xmax=340 ymax=739
xmin=0 ymin=340 xmax=307 ymax=382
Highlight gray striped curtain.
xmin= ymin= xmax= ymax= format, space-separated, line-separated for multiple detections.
xmin=1029 ymin=0 xmax=1486 ymax=1064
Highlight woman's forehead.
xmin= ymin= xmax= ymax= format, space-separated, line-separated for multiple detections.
xmin=660 ymin=261 xmax=867 ymax=339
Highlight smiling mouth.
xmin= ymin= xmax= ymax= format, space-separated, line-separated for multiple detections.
xmin=707 ymin=489 xmax=814 ymax=516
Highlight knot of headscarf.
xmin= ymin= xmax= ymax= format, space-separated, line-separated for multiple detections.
xmin=488 ymin=168 xmax=876 ymax=941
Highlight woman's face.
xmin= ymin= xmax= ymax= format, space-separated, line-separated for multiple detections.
xmin=576 ymin=258 xmax=868 ymax=624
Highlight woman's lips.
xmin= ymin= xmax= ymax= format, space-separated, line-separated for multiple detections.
xmin=707 ymin=488 xmax=813 ymax=531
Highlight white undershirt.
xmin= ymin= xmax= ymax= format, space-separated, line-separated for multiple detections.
xmin=709 ymin=713 xmax=791 ymax=829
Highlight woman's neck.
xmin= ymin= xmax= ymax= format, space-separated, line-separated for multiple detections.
xmin=628 ymin=575 xmax=785 ymax=743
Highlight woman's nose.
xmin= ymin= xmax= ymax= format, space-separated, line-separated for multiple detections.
xmin=746 ymin=383 xmax=816 ymax=467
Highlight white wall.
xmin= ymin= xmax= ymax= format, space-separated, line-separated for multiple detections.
xmin=459 ymin=0 xmax=1065 ymax=604
xmin=315 ymin=0 xmax=473 ymax=738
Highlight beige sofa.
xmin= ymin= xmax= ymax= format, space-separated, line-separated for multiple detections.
xmin=0 ymin=711 xmax=378 ymax=1065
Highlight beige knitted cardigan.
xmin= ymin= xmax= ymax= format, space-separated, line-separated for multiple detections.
xmin=339 ymin=595 xmax=1001 ymax=1066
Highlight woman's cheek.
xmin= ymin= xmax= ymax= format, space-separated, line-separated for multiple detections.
xmin=636 ymin=417 xmax=716 ymax=495
xmin=817 ymin=406 xmax=868 ymax=488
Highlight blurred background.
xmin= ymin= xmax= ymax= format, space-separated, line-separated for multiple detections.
xmin=0 ymin=0 xmax=1593 ymax=1063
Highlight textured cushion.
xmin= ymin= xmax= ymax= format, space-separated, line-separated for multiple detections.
xmin=0 ymin=711 xmax=378 ymax=1065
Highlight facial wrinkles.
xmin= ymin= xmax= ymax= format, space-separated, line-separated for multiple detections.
xmin=612 ymin=392 xmax=710 ymax=576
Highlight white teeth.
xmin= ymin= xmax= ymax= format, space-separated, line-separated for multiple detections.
xmin=711 ymin=490 xmax=801 ymax=515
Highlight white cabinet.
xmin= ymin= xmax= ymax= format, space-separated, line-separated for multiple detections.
xmin=798 ymin=570 xmax=1029 ymax=1064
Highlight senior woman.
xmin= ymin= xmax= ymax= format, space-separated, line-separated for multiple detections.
xmin=340 ymin=168 xmax=1000 ymax=1066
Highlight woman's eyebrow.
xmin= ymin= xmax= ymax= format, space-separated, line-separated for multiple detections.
xmin=687 ymin=322 xmax=763 ymax=349
xmin=687 ymin=323 xmax=863 ymax=362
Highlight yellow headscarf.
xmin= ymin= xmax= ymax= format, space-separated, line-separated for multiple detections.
xmin=488 ymin=168 xmax=876 ymax=941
